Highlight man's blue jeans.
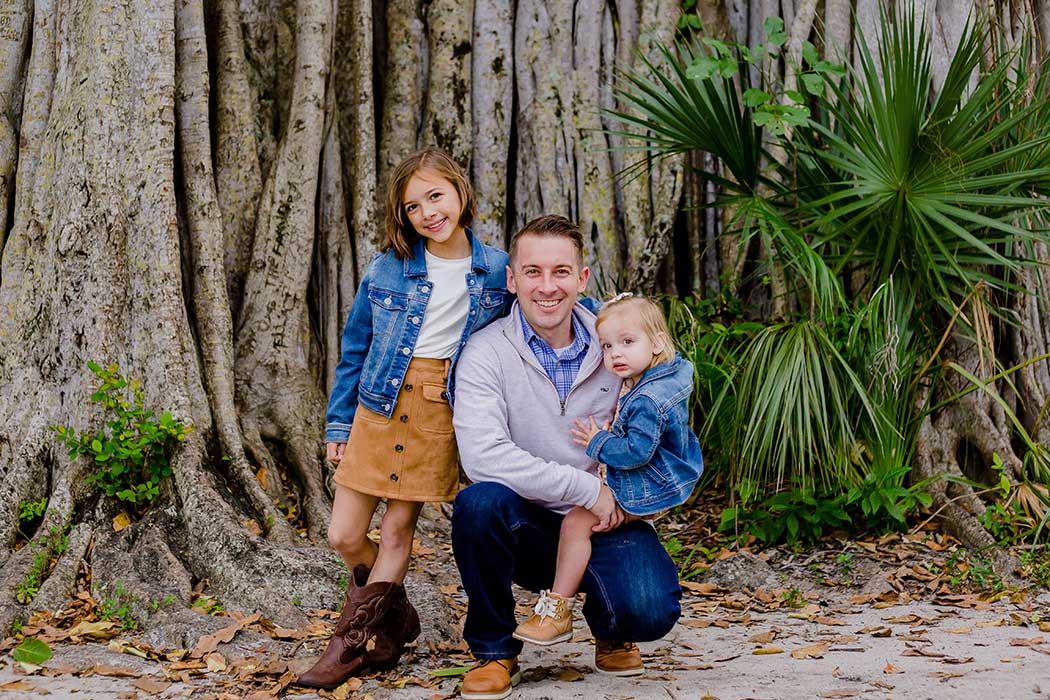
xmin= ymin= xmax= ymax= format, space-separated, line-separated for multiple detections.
xmin=451 ymin=482 xmax=682 ymax=659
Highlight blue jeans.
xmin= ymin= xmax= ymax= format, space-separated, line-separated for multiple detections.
xmin=451 ymin=482 xmax=682 ymax=659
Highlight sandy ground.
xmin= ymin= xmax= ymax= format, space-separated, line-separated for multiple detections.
xmin=3 ymin=592 xmax=1048 ymax=700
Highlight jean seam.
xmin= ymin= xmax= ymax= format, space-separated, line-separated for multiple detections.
xmin=583 ymin=559 xmax=617 ymax=638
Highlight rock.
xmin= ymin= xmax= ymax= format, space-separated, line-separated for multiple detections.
xmin=702 ymin=552 xmax=780 ymax=592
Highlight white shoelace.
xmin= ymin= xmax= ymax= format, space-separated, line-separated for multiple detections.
xmin=532 ymin=591 xmax=559 ymax=620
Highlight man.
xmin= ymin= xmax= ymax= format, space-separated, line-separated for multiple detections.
xmin=451 ymin=215 xmax=681 ymax=699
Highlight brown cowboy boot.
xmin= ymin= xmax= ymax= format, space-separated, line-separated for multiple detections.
xmin=296 ymin=566 xmax=399 ymax=689
xmin=369 ymin=583 xmax=421 ymax=670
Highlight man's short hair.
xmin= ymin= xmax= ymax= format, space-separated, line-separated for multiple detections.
xmin=508 ymin=215 xmax=585 ymax=266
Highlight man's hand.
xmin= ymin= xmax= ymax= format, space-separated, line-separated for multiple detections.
xmin=589 ymin=484 xmax=625 ymax=532
xmin=571 ymin=416 xmax=610 ymax=447
xmin=326 ymin=441 xmax=346 ymax=465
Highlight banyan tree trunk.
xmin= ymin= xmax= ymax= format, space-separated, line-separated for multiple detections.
xmin=0 ymin=0 xmax=684 ymax=633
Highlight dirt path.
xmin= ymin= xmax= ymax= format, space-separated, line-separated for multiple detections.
xmin=2 ymin=509 xmax=1049 ymax=699
xmin=2 ymin=588 xmax=1048 ymax=699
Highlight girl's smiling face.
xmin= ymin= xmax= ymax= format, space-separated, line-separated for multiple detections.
xmin=402 ymin=168 xmax=469 ymax=257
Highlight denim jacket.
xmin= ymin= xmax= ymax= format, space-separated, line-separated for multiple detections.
xmin=585 ymin=354 xmax=704 ymax=515
xmin=326 ymin=231 xmax=510 ymax=442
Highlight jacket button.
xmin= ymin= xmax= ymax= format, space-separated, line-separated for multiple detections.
xmin=470 ymin=309 xmax=476 ymax=315
xmin=384 ymin=297 xmax=392 ymax=305
xmin=383 ymin=403 xmax=390 ymax=411
xmin=399 ymin=415 xmax=408 ymax=423
xmin=395 ymin=444 xmax=404 ymax=453
xmin=390 ymin=378 xmax=400 ymax=386
xmin=401 ymin=347 xmax=411 ymax=355
xmin=390 ymin=473 xmax=399 ymax=481
xmin=440 ymin=391 xmax=449 ymax=401
xmin=404 ymin=384 xmax=413 ymax=392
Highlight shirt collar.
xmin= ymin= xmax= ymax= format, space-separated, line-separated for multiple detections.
xmin=518 ymin=307 xmax=590 ymax=358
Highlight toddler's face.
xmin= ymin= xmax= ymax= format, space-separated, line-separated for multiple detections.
xmin=598 ymin=315 xmax=663 ymax=381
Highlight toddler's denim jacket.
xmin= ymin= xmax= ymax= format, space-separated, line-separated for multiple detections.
xmin=585 ymin=353 xmax=704 ymax=515
xmin=325 ymin=231 xmax=510 ymax=442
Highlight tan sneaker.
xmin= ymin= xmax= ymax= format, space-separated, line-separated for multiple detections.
xmin=461 ymin=658 xmax=521 ymax=700
xmin=594 ymin=639 xmax=644 ymax=676
xmin=512 ymin=590 xmax=573 ymax=645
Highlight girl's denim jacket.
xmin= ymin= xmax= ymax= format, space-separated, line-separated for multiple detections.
xmin=585 ymin=354 xmax=704 ymax=516
xmin=325 ymin=231 xmax=510 ymax=442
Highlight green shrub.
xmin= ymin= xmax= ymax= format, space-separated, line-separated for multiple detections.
xmin=52 ymin=362 xmax=191 ymax=506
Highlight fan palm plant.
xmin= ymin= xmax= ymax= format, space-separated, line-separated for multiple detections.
xmin=611 ymin=2 xmax=1050 ymax=504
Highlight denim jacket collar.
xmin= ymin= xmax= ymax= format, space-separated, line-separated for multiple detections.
xmin=621 ymin=353 xmax=689 ymax=403
xmin=403 ymin=228 xmax=493 ymax=278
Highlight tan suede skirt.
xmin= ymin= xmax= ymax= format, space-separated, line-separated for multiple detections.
xmin=334 ymin=357 xmax=458 ymax=502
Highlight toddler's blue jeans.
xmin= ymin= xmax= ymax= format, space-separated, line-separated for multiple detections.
xmin=451 ymin=482 xmax=682 ymax=659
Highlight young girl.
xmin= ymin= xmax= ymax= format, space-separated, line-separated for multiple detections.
xmin=513 ymin=293 xmax=703 ymax=646
xmin=298 ymin=149 xmax=510 ymax=689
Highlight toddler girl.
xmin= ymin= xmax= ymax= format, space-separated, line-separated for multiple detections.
xmin=298 ymin=149 xmax=509 ymax=688
xmin=513 ymin=293 xmax=703 ymax=646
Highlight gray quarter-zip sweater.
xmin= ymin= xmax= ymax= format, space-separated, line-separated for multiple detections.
xmin=452 ymin=301 xmax=621 ymax=513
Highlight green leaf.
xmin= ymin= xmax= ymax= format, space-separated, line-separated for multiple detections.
xmin=685 ymin=56 xmax=718 ymax=81
xmin=91 ymin=439 xmax=102 ymax=453
xmin=12 ymin=638 xmax=52 ymax=664
xmin=717 ymin=56 xmax=738 ymax=77
xmin=427 ymin=666 xmax=471 ymax=678
xmin=752 ymin=110 xmax=774 ymax=126
xmin=802 ymin=41 xmax=819 ymax=67
xmin=800 ymin=73 xmax=824 ymax=94
xmin=742 ymin=88 xmax=772 ymax=108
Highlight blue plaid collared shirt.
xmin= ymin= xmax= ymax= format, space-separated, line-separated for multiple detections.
xmin=519 ymin=308 xmax=590 ymax=402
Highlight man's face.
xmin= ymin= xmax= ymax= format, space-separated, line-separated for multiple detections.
xmin=506 ymin=234 xmax=590 ymax=346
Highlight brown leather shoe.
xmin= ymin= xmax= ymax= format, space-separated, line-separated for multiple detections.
xmin=461 ymin=658 xmax=521 ymax=700
xmin=594 ymin=639 xmax=643 ymax=676
xmin=296 ymin=566 xmax=399 ymax=689
xmin=370 ymin=582 xmax=421 ymax=669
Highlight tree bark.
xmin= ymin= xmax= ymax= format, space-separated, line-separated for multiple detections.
xmin=3 ymin=0 xmax=1044 ymax=636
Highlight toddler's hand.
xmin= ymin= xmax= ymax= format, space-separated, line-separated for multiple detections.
xmin=571 ymin=416 xmax=608 ymax=447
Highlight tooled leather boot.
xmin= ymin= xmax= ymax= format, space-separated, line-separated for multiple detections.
xmin=296 ymin=566 xmax=399 ymax=689
xmin=369 ymin=583 xmax=421 ymax=669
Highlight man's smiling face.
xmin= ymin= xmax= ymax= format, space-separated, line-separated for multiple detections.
xmin=506 ymin=233 xmax=590 ymax=348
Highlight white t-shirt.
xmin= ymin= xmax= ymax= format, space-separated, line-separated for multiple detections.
xmin=413 ymin=250 xmax=471 ymax=358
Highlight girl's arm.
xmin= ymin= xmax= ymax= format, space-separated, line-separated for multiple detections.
xmin=583 ymin=396 xmax=663 ymax=469
xmin=325 ymin=267 xmax=375 ymax=443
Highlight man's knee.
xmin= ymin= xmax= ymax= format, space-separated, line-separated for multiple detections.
xmin=452 ymin=482 xmax=521 ymax=533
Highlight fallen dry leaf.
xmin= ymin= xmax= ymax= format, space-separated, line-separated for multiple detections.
xmin=554 ymin=668 xmax=585 ymax=681
xmin=815 ymin=616 xmax=849 ymax=626
xmin=946 ymin=627 xmax=972 ymax=634
xmin=752 ymin=646 xmax=784 ymax=655
xmin=791 ymin=643 xmax=828 ymax=659
xmin=1009 ymin=636 xmax=1046 ymax=647
xmin=90 ymin=664 xmax=143 ymax=678
xmin=68 ymin=620 xmax=118 ymax=642
xmin=0 ymin=681 xmax=37 ymax=691
xmin=820 ymin=690 xmax=860 ymax=698
xmin=883 ymin=663 xmax=903 ymax=674
xmin=131 ymin=678 xmax=172 ymax=693
xmin=112 ymin=512 xmax=131 ymax=532
xmin=681 ymin=581 xmax=724 ymax=596
xmin=976 ymin=619 xmax=1005 ymax=627
xmin=749 ymin=630 xmax=777 ymax=644
xmin=205 ymin=652 xmax=227 ymax=672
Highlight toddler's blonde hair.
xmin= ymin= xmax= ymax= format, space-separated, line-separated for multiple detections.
xmin=595 ymin=293 xmax=675 ymax=366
